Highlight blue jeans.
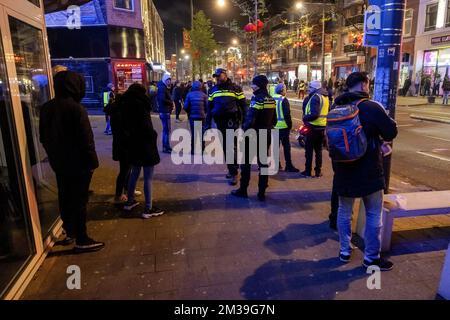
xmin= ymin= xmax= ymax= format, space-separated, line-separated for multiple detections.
xmin=443 ymin=91 xmax=450 ymax=105
xmin=337 ymin=190 xmax=383 ymax=262
xmin=104 ymin=115 xmax=111 ymax=133
xmin=160 ymin=113 xmax=171 ymax=150
xmin=127 ymin=166 xmax=155 ymax=209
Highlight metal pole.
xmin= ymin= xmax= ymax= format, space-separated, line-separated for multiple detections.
xmin=373 ymin=0 xmax=405 ymax=192
xmin=191 ymin=0 xmax=194 ymax=29
xmin=254 ymin=0 xmax=258 ymax=76
xmin=321 ymin=6 xmax=325 ymax=82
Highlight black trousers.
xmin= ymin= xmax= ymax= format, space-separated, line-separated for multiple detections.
xmin=216 ymin=116 xmax=240 ymax=176
xmin=115 ymin=159 xmax=131 ymax=197
xmin=56 ymin=171 xmax=93 ymax=241
xmin=279 ymin=128 xmax=293 ymax=166
xmin=175 ymin=102 xmax=182 ymax=119
xmin=304 ymin=129 xmax=325 ymax=175
xmin=240 ymin=134 xmax=271 ymax=193
xmin=189 ymin=118 xmax=205 ymax=154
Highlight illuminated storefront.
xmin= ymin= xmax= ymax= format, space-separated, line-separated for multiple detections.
xmin=113 ymin=61 xmax=146 ymax=92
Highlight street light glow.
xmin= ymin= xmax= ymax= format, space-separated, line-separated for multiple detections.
xmin=185 ymin=55 xmax=190 ymax=60
xmin=181 ymin=49 xmax=185 ymax=54
xmin=217 ymin=0 xmax=226 ymax=8
xmin=295 ymin=2 xmax=303 ymax=10
xmin=232 ymin=39 xmax=238 ymax=45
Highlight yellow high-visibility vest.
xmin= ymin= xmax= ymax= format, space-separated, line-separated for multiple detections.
xmin=305 ymin=94 xmax=330 ymax=127
xmin=272 ymin=94 xmax=288 ymax=129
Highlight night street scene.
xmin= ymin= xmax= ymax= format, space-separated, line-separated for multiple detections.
xmin=1 ymin=0 xmax=450 ymax=309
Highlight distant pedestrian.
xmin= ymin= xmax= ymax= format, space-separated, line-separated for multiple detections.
xmin=443 ymin=75 xmax=450 ymax=105
xmin=172 ymin=81 xmax=184 ymax=123
xmin=298 ymin=80 xmax=306 ymax=100
xmin=148 ymin=81 xmax=158 ymax=113
xmin=184 ymin=81 xmax=208 ymax=154
xmin=402 ymin=76 xmax=412 ymax=97
xmin=424 ymin=76 xmax=432 ymax=96
xmin=433 ymin=73 xmax=442 ymax=96
xmin=332 ymin=72 xmax=398 ymax=271
xmin=121 ymin=83 xmax=164 ymax=219
xmin=414 ymin=75 xmax=420 ymax=97
xmin=157 ymin=74 xmax=174 ymax=153
xmin=272 ymin=83 xmax=299 ymax=172
xmin=40 ymin=71 xmax=104 ymax=253
xmin=103 ymin=84 xmax=114 ymax=135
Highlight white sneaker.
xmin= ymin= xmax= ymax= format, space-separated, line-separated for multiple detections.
xmin=134 ymin=190 xmax=142 ymax=196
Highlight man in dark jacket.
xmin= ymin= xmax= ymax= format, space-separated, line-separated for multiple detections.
xmin=231 ymin=75 xmax=276 ymax=201
xmin=172 ymin=81 xmax=184 ymax=122
xmin=206 ymin=68 xmax=247 ymax=186
xmin=301 ymin=80 xmax=330 ymax=178
xmin=184 ymin=81 xmax=208 ymax=154
xmin=272 ymin=83 xmax=299 ymax=172
xmin=39 ymin=71 xmax=104 ymax=253
xmin=332 ymin=72 xmax=398 ymax=271
xmin=157 ymin=74 xmax=174 ymax=153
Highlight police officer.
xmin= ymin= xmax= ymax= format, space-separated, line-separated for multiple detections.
xmin=272 ymin=83 xmax=299 ymax=173
xmin=103 ymin=83 xmax=115 ymax=135
xmin=206 ymin=68 xmax=247 ymax=186
xmin=301 ymin=80 xmax=330 ymax=178
xmin=231 ymin=75 xmax=277 ymax=202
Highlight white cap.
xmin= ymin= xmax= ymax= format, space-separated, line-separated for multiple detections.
xmin=162 ymin=73 xmax=172 ymax=83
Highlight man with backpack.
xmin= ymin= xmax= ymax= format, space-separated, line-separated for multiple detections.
xmin=327 ymin=72 xmax=398 ymax=271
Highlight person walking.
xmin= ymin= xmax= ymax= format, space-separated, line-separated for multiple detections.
xmin=148 ymin=81 xmax=158 ymax=113
xmin=298 ymin=80 xmax=306 ymax=100
xmin=443 ymin=75 xmax=450 ymax=105
xmin=433 ymin=73 xmax=442 ymax=97
xmin=121 ymin=84 xmax=164 ymax=219
xmin=172 ymin=81 xmax=184 ymax=123
xmin=184 ymin=80 xmax=208 ymax=154
xmin=39 ymin=70 xmax=105 ymax=253
xmin=206 ymin=68 xmax=247 ymax=186
xmin=402 ymin=76 xmax=412 ymax=97
xmin=301 ymin=80 xmax=330 ymax=178
xmin=332 ymin=72 xmax=398 ymax=270
xmin=157 ymin=74 xmax=174 ymax=154
xmin=103 ymin=84 xmax=114 ymax=135
xmin=272 ymin=83 xmax=299 ymax=172
xmin=231 ymin=75 xmax=276 ymax=201
xmin=414 ymin=75 xmax=420 ymax=97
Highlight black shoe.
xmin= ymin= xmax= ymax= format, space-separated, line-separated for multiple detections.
xmin=74 ymin=238 xmax=105 ymax=253
xmin=56 ymin=236 xmax=75 ymax=246
xmin=228 ymin=175 xmax=238 ymax=186
xmin=329 ymin=219 xmax=337 ymax=231
xmin=300 ymin=171 xmax=312 ymax=178
xmin=314 ymin=172 xmax=323 ymax=178
xmin=142 ymin=207 xmax=165 ymax=219
xmin=285 ymin=165 xmax=300 ymax=173
xmin=257 ymin=192 xmax=266 ymax=202
xmin=339 ymin=252 xmax=352 ymax=263
xmin=363 ymin=258 xmax=394 ymax=271
xmin=231 ymin=189 xmax=248 ymax=198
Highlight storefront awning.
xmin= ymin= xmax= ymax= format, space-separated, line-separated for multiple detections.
xmin=43 ymin=0 xmax=92 ymax=14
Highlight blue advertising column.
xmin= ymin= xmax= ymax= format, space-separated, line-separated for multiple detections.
xmin=365 ymin=0 xmax=406 ymax=191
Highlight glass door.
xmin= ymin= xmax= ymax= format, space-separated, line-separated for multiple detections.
xmin=0 ymin=27 xmax=35 ymax=298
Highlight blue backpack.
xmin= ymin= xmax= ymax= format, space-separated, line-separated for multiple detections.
xmin=326 ymin=99 xmax=368 ymax=162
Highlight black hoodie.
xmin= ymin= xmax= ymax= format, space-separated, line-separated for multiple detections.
xmin=39 ymin=71 xmax=99 ymax=175
xmin=332 ymin=91 xmax=398 ymax=198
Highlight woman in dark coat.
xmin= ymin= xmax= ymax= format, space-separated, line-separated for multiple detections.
xmin=121 ymin=83 xmax=164 ymax=218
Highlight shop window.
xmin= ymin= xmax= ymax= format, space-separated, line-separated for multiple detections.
xmin=9 ymin=16 xmax=59 ymax=237
xmin=446 ymin=1 xmax=450 ymax=27
xmin=114 ymin=0 xmax=134 ymax=11
xmin=0 ymin=30 xmax=35 ymax=297
xmin=425 ymin=3 xmax=438 ymax=32
xmin=404 ymin=9 xmax=413 ymax=36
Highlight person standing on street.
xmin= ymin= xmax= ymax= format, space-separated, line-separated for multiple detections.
xmin=157 ymin=74 xmax=174 ymax=154
xmin=40 ymin=71 xmax=105 ymax=253
xmin=332 ymin=72 xmax=398 ymax=271
xmin=301 ymin=80 xmax=330 ymax=178
xmin=121 ymin=84 xmax=164 ymax=219
xmin=231 ymin=75 xmax=276 ymax=201
xmin=103 ymin=84 xmax=114 ymax=135
xmin=184 ymin=80 xmax=208 ymax=154
xmin=272 ymin=83 xmax=299 ymax=172
xmin=298 ymin=80 xmax=306 ymax=100
xmin=206 ymin=68 xmax=247 ymax=186
xmin=172 ymin=81 xmax=184 ymax=123
xmin=443 ymin=75 xmax=450 ymax=105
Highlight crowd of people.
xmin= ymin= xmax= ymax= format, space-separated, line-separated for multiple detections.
xmin=39 ymin=67 xmax=398 ymax=272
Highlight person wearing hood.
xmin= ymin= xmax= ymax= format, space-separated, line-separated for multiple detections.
xmin=121 ymin=83 xmax=164 ymax=219
xmin=157 ymin=74 xmax=174 ymax=153
xmin=272 ymin=83 xmax=299 ymax=172
xmin=206 ymin=68 xmax=247 ymax=186
xmin=231 ymin=75 xmax=276 ymax=201
xmin=301 ymin=80 xmax=330 ymax=178
xmin=332 ymin=72 xmax=398 ymax=271
xmin=39 ymin=71 xmax=104 ymax=253
xmin=184 ymin=80 xmax=208 ymax=154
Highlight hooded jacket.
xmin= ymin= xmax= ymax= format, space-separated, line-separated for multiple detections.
xmin=332 ymin=91 xmax=398 ymax=198
xmin=243 ymin=88 xmax=277 ymax=131
xmin=184 ymin=81 xmax=208 ymax=120
xmin=121 ymin=84 xmax=160 ymax=167
xmin=302 ymin=88 xmax=330 ymax=129
xmin=39 ymin=71 xmax=98 ymax=175
xmin=157 ymin=80 xmax=174 ymax=114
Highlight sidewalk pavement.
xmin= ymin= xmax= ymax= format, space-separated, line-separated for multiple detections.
xmin=21 ymin=116 xmax=449 ymax=300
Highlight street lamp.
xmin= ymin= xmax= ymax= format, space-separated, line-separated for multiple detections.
xmin=295 ymin=2 xmax=303 ymax=10
xmin=232 ymin=38 xmax=239 ymax=46
xmin=181 ymin=49 xmax=185 ymax=55
xmin=217 ymin=0 xmax=226 ymax=8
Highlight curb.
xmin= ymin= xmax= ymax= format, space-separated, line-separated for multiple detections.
xmin=410 ymin=114 xmax=450 ymax=124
